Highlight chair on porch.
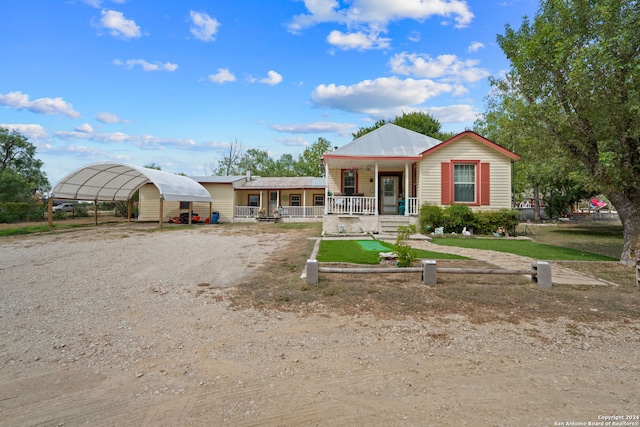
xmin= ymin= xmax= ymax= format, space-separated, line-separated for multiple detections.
xmin=398 ymin=199 xmax=405 ymax=215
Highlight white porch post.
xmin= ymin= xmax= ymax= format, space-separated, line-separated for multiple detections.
xmin=303 ymin=191 xmax=307 ymax=217
xmin=374 ymin=162 xmax=379 ymax=216
xmin=324 ymin=161 xmax=329 ymax=215
xmin=405 ymin=162 xmax=410 ymax=216
xmin=260 ymin=191 xmax=263 ymax=210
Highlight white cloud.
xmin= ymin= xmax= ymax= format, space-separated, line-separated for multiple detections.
xmin=0 ymin=123 xmax=48 ymax=139
xmin=389 ymin=52 xmax=490 ymax=83
xmin=0 ymin=91 xmax=80 ymax=118
xmin=96 ymin=111 xmax=129 ymax=123
xmin=275 ymin=136 xmax=309 ymax=147
xmin=468 ymin=41 xmax=485 ymax=52
xmin=208 ymin=68 xmax=236 ymax=84
xmin=408 ymin=31 xmax=421 ymax=42
xmin=270 ymin=121 xmax=356 ymax=137
xmin=311 ymin=76 xmax=454 ymax=115
xmin=83 ymin=0 xmax=127 ymax=7
xmin=426 ymin=104 xmax=480 ymax=123
xmin=259 ymin=70 xmax=283 ymax=86
xmin=189 ymin=11 xmax=220 ymax=42
xmin=53 ymin=128 xmax=217 ymax=152
xmin=75 ymin=123 xmax=94 ymax=133
xmin=288 ymin=0 xmax=474 ymax=35
xmin=114 ymin=59 xmax=178 ymax=72
xmin=327 ymin=29 xmax=390 ymax=50
xmin=99 ymin=10 xmax=141 ymax=39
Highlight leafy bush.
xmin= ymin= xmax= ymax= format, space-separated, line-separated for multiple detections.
xmin=394 ymin=224 xmax=418 ymax=267
xmin=473 ymin=209 xmax=520 ymax=235
xmin=75 ymin=204 xmax=90 ymax=217
xmin=441 ymin=204 xmax=475 ymax=233
xmin=418 ymin=204 xmax=443 ymax=234
xmin=418 ymin=202 xmax=520 ymax=236
xmin=0 ymin=202 xmax=46 ymax=223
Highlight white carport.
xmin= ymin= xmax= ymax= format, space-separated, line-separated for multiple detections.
xmin=49 ymin=162 xmax=213 ymax=229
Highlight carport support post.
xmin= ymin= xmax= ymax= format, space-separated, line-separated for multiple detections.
xmin=127 ymin=200 xmax=131 ymax=223
xmin=422 ymin=260 xmax=437 ymax=286
xmin=532 ymin=261 xmax=552 ymax=289
xmin=159 ymin=198 xmax=164 ymax=229
xmin=306 ymin=259 xmax=319 ymax=284
xmin=188 ymin=202 xmax=193 ymax=225
xmin=48 ymin=198 xmax=53 ymax=231
xmin=94 ymin=200 xmax=98 ymax=226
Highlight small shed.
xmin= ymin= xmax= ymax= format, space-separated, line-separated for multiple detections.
xmin=49 ymin=162 xmax=213 ymax=228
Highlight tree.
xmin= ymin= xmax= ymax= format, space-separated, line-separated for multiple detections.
xmin=207 ymin=139 xmax=244 ymax=176
xmin=295 ymin=137 xmax=332 ymax=177
xmin=352 ymin=111 xmax=446 ymax=140
xmin=475 ymin=86 xmax=597 ymax=222
xmin=208 ymin=137 xmax=332 ymax=178
xmin=0 ymin=127 xmax=50 ymax=203
xmin=493 ymin=0 xmax=640 ymax=265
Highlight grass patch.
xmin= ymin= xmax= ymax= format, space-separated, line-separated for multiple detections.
xmin=429 ymin=237 xmax=617 ymax=261
xmin=0 ymin=223 xmax=92 ymax=236
xmin=316 ymin=239 xmax=468 ymax=264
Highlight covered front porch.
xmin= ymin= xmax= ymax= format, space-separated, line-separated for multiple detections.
xmin=324 ymin=160 xmax=420 ymax=217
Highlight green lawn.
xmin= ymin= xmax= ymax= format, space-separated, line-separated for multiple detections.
xmin=429 ymin=236 xmax=617 ymax=261
xmin=316 ymin=239 xmax=468 ymax=264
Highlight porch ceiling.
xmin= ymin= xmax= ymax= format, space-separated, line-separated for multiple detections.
xmin=325 ymin=157 xmax=419 ymax=170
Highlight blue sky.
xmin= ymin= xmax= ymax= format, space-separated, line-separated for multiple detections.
xmin=1 ymin=0 xmax=539 ymax=185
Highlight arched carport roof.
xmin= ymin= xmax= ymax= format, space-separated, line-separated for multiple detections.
xmin=51 ymin=162 xmax=212 ymax=202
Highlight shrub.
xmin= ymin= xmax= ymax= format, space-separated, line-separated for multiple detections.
xmin=0 ymin=202 xmax=46 ymax=223
xmin=441 ymin=204 xmax=475 ymax=233
xmin=418 ymin=202 xmax=520 ymax=236
xmin=419 ymin=204 xmax=443 ymax=234
xmin=474 ymin=209 xmax=520 ymax=235
xmin=394 ymin=224 xmax=417 ymax=267
xmin=75 ymin=204 xmax=89 ymax=217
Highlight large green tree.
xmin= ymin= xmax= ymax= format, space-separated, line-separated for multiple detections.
xmin=493 ymin=0 xmax=640 ymax=266
xmin=0 ymin=127 xmax=50 ymax=202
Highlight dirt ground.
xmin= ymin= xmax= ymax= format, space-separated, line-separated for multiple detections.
xmin=1 ymin=224 xmax=639 ymax=426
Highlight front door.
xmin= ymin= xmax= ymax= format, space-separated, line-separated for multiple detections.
xmin=381 ymin=177 xmax=399 ymax=215
xmin=269 ymin=191 xmax=278 ymax=215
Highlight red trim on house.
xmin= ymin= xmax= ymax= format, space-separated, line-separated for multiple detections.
xmin=441 ymin=160 xmax=491 ymax=206
xmin=422 ymin=131 xmax=520 ymax=160
xmin=440 ymin=162 xmax=451 ymax=205
xmin=480 ymin=162 xmax=491 ymax=205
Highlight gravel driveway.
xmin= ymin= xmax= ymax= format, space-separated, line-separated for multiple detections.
xmin=1 ymin=225 xmax=639 ymax=426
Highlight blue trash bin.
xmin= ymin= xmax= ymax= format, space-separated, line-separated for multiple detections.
xmin=211 ymin=211 xmax=220 ymax=224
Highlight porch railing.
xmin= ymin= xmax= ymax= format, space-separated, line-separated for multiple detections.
xmin=280 ymin=206 xmax=324 ymax=217
xmin=236 ymin=206 xmax=260 ymax=217
xmin=407 ymin=197 xmax=419 ymax=215
xmin=327 ymin=196 xmax=376 ymax=215
xmin=235 ymin=206 xmax=324 ymax=218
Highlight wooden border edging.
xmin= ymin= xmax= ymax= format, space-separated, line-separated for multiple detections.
xmin=306 ymin=259 xmax=552 ymax=289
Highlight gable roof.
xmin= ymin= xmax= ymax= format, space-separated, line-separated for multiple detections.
xmin=421 ymin=130 xmax=520 ymax=160
xmin=323 ymin=123 xmax=443 ymax=159
xmin=52 ymin=162 xmax=213 ymax=202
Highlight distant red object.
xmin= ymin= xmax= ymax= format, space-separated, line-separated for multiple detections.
xmin=589 ymin=198 xmax=608 ymax=209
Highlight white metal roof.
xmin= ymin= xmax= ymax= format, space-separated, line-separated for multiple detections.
xmin=326 ymin=123 xmax=443 ymax=157
xmin=52 ymin=162 xmax=213 ymax=202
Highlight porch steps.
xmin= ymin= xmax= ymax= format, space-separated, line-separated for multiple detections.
xmin=257 ymin=216 xmax=278 ymax=223
xmin=379 ymin=217 xmax=411 ymax=233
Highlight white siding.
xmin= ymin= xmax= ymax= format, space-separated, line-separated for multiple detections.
xmin=418 ymin=136 xmax=514 ymax=210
